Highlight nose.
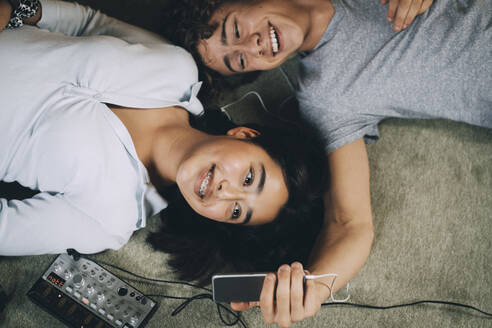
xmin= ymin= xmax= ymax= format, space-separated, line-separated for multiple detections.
xmin=215 ymin=180 xmax=244 ymax=200
xmin=239 ymin=33 xmax=264 ymax=57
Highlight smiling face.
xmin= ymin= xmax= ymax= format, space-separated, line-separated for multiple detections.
xmin=197 ymin=0 xmax=309 ymax=75
xmin=175 ymin=136 xmax=288 ymax=225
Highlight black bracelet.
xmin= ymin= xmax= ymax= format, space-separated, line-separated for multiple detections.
xmin=6 ymin=0 xmax=40 ymax=29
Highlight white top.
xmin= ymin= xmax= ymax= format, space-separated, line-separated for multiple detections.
xmin=0 ymin=0 xmax=203 ymax=255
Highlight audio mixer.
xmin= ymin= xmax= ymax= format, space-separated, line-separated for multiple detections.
xmin=27 ymin=253 xmax=158 ymax=328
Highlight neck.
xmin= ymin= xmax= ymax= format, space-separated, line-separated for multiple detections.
xmin=149 ymin=124 xmax=209 ymax=185
xmin=110 ymin=106 xmax=186 ymax=165
xmin=110 ymin=105 xmax=214 ymax=185
xmin=298 ymin=0 xmax=335 ymax=51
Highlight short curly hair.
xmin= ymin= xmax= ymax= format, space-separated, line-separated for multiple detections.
xmin=160 ymin=0 xmax=261 ymax=103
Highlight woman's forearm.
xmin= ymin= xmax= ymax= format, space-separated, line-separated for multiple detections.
xmin=308 ymin=209 xmax=374 ymax=300
xmin=34 ymin=0 xmax=164 ymax=44
xmin=0 ymin=0 xmax=12 ymax=31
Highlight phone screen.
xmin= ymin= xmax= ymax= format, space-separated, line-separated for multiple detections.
xmin=212 ymin=274 xmax=267 ymax=303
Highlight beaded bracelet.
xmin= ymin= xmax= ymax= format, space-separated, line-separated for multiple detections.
xmin=6 ymin=0 xmax=40 ymax=29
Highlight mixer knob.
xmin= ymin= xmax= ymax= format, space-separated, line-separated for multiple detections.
xmin=72 ymin=274 xmax=83 ymax=288
xmin=107 ymin=278 xmax=116 ymax=288
xmin=53 ymin=263 xmax=63 ymax=273
xmin=98 ymin=273 xmax=107 ymax=282
xmin=117 ymin=287 xmax=128 ymax=296
xmin=72 ymin=274 xmax=85 ymax=288
xmin=86 ymin=284 xmax=95 ymax=295
xmin=96 ymin=292 xmax=105 ymax=303
xmin=63 ymin=270 xmax=73 ymax=280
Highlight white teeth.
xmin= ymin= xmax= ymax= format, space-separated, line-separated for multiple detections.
xmin=199 ymin=168 xmax=213 ymax=198
xmin=270 ymin=26 xmax=279 ymax=54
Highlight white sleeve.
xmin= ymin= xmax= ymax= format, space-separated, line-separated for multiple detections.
xmin=37 ymin=0 xmax=167 ymax=45
xmin=0 ymin=193 xmax=128 ymax=256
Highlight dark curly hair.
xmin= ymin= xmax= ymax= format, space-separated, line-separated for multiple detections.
xmin=147 ymin=108 xmax=327 ymax=286
xmin=160 ymin=0 xmax=261 ymax=103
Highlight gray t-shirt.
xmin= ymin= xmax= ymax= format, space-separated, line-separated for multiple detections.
xmin=297 ymin=0 xmax=491 ymax=153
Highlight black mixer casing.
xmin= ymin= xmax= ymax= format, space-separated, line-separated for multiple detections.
xmin=27 ymin=254 xmax=158 ymax=328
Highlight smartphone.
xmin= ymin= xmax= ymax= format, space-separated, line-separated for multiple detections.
xmin=212 ymin=273 xmax=267 ymax=303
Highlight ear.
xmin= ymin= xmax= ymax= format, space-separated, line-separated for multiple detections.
xmin=226 ymin=127 xmax=261 ymax=139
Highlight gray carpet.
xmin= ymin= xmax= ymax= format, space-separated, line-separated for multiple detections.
xmin=1 ymin=1 xmax=491 ymax=327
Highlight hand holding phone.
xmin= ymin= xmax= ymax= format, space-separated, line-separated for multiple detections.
xmin=212 ymin=271 xmax=348 ymax=303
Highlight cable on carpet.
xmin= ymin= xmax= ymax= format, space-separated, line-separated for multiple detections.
xmin=321 ymin=300 xmax=492 ymax=317
xmin=67 ymin=251 xmax=492 ymax=328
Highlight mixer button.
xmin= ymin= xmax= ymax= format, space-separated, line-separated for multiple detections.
xmin=130 ymin=314 xmax=139 ymax=325
xmin=115 ymin=319 xmax=123 ymax=326
xmin=73 ymin=291 xmax=81 ymax=299
xmin=107 ymin=314 xmax=114 ymax=321
xmin=63 ymin=270 xmax=73 ymax=280
xmin=81 ymin=297 xmax=89 ymax=305
xmin=65 ymin=286 xmax=73 ymax=293
xmin=86 ymin=284 xmax=95 ymax=295
xmin=97 ymin=292 xmax=105 ymax=303
xmin=98 ymin=308 xmax=106 ymax=315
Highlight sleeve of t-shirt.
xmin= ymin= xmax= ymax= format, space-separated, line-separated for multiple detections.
xmin=37 ymin=0 xmax=166 ymax=45
xmin=0 ymin=193 xmax=129 ymax=256
xmin=300 ymin=103 xmax=380 ymax=154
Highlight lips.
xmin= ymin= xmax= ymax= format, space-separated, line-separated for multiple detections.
xmin=194 ymin=164 xmax=215 ymax=200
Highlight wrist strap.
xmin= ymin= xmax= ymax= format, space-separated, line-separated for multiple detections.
xmin=6 ymin=0 xmax=40 ymax=29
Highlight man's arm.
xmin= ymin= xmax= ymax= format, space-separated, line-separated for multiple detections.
xmin=308 ymin=137 xmax=374 ymax=295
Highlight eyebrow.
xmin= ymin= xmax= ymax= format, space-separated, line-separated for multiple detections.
xmin=221 ymin=12 xmax=230 ymax=46
xmin=257 ymin=164 xmax=266 ymax=194
xmin=240 ymin=164 xmax=266 ymax=225
xmin=221 ymin=12 xmax=237 ymax=74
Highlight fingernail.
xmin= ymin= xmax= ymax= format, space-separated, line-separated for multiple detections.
xmin=387 ymin=17 xmax=392 ymax=22
xmin=292 ymin=262 xmax=302 ymax=270
xmin=279 ymin=265 xmax=290 ymax=272
xmin=267 ymin=274 xmax=275 ymax=281
xmin=394 ymin=25 xmax=401 ymax=31
xmin=403 ymin=24 xmax=408 ymax=29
